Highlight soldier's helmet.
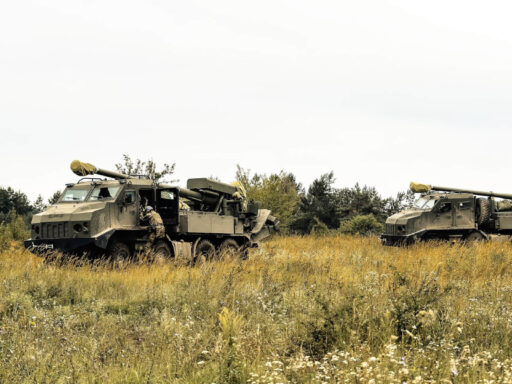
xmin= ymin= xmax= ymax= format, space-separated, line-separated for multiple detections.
xmin=145 ymin=206 xmax=154 ymax=212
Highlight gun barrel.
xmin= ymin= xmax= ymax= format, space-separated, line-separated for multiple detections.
xmin=178 ymin=187 xmax=220 ymax=205
xmin=431 ymin=185 xmax=512 ymax=200
xmin=70 ymin=160 xmax=133 ymax=180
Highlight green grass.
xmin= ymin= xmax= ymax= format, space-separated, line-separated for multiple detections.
xmin=2 ymin=236 xmax=512 ymax=383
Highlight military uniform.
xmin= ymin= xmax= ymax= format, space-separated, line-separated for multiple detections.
xmin=140 ymin=208 xmax=165 ymax=252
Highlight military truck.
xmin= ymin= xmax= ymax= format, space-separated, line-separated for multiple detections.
xmin=24 ymin=160 xmax=279 ymax=260
xmin=381 ymin=182 xmax=512 ymax=245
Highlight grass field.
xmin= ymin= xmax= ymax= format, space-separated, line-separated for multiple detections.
xmin=2 ymin=236 xmax=512 ymax=383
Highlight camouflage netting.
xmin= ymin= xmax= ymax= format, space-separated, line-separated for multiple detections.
xmin=231 ymin=181 xmax=247 ymax=200
xmin=179 ymin=199 xmax=190 ymax=211
xmin=231 ymin=181 xmax=248 ymax=211
xmin=410 ymin=182 xmax=432 ymax=194
xmin=497 ymin=200 xmax=512 ymax=212
xmin=70 ymin=160 xmax=97 ymax=177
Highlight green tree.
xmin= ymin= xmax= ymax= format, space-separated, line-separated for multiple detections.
xmin=0 ymin=187 xmax=33 ymax=223
xmin=115 ymin=154 xmax=177 ymax=183
xmin=236 ymin=166 xmax=302 ymax=231
xmin=48 ymin=190 xmax=62 ymax=205
xmin=290 ymin=172 xmax=339 ymax=233
xmin=336 ymin=183 xmax=388 ymax=222
xmin=32 ymin=195 xmax=46 ymax=214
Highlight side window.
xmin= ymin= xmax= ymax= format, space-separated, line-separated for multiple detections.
xmin=124 ymin=190 xmax=136 ymax=204
xmin=458 ymin=201 xmax=471 ymax=210
xmin=439 ymin=202 xmax=452 ymax=213
xmin=161 ymin=191 xmax=175 ymax=200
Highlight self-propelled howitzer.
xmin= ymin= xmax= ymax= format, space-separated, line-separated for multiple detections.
xmin=381 ymin=182 xmax=512 ymax=245
xmin=25 ymin=160 xmax=279 ymax=261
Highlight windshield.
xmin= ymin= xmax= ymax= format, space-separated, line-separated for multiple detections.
xmin=88 ymin=186 xmax=121 ymax=201
xmin=413 ymin=197 xmax=437 ymax=210
xmin=60 ymin=188 xmax=91 ymax=202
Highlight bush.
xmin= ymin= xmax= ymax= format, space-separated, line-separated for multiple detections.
xmin=309 ymin=217 xmax=330 ymax=236
xmin=0 ymin=211 xmax=29 ymax=250
xmin=338 ymin=214 xmax=384 ymax=236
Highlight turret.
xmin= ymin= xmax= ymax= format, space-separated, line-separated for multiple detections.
xmin=70 ymin=160 xmax=133 ymax=180
xmin=410 ymin=182 xmax=512 ymax=200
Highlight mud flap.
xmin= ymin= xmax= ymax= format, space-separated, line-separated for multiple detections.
xmin=169 ymin=238 xmax=193 ymax=262
xmin=252 ymin=226 xmax=271 ymax=243
xmin=251 ymin=210 xmax=279 ymax=243
xmin=94 ymin=229 xmax=116 ymax=250
xmin=251 ymin=209 xmax=271 ymax=235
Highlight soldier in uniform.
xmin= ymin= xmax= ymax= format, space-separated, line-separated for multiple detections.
xmin=140 ymin=206 xmax=165 ymax=253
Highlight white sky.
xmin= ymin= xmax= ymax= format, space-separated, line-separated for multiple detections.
xmin=1 ymin=0 xmax=512 ymax=201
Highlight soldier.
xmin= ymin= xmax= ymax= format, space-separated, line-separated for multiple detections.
xmin=140 ymin=206 xmax=165 ymax=252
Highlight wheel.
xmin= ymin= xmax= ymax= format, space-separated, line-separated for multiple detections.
xmin=464 ymin=231 xmax=485 ymax=242
xmin=218 ymin=238 xmax=240 ymax=259
xmin=195 ymin=239 xmax=216 ymax=263
xmin=153 ymin=241 xmax=172 ymax=259
xmin=476 ymin=198 xmax=491 ymax=226
xmin=108 ymin=241 xmax=131 ymax=266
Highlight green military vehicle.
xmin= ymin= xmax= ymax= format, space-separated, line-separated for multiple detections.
xmin=24 ymin=160 xmax=279 ymax=260
xmin=381 ymin=182 xmax=512 ymax=245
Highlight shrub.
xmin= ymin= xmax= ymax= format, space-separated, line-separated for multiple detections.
xmin=309 ymin=217 xmax=329 ymax=236
xmin=338 ymin=214 xmax=384 ymax=236
xmin=0 ymin=211 xmax=29 ymax=250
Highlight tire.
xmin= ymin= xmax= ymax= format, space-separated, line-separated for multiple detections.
xmin=108 ymin=241 xmax=131 ymax=266
xmin=153 ymin=241 xmax=172 ymax=259
xmin=195 ymin=239 xmax=216 ymax=263
xmin=476 ymin=198 xmax=491 ymax=226
xmin=218 ymin=238 xmax=240 ymax=259
xmin=464 ymin=231 xmax=485 ymax=242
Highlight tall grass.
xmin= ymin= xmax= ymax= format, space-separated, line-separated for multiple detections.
xmin=2 ymin=236 xmax=512 ymax=382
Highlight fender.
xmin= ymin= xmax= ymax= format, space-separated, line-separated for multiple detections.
xmin=93 ymin=229 xmax=119 ymax=249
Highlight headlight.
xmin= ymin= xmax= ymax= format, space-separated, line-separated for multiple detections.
xmin=73 ymin=222 xmax=90 ymax=233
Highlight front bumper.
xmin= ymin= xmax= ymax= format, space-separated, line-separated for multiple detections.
xmin=24 ymin=237 xmax=97 ymax=253
xmin=380 ymin=230 xmax=426 ymax=246
xmin=380 ymin=234 xmax=410 ymax=246
xmin=24 ymin=230 xmax=115 ymax=254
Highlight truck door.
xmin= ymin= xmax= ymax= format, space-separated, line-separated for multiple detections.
xmin=157 ymin=188 xmax=179 ymax=225
xmin=118 ymin=190 xmax=138 ymax=227
xmin=434 ymin=201 xmax=454 ymax=227
xmin=455 ymin=199 xmax=475 ymax=228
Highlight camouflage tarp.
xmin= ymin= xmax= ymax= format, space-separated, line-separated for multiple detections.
xmin=231 ymin=181 xmax=248 ymax=211
xmin=179 ymin=199 xmax=190 ymax=211
xmin=231 ymin=181 xmax=247 ymax=200
xmin=410 ymin=182 xmax=432 ymax=194
xmin=497 ymin=200 xmax=512 ymax=212
xmin=70 ymin=160 xmax=97 ymax=177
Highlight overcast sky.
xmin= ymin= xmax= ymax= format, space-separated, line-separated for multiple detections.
xmin=1 ymin=0 xmax=512 ymax=201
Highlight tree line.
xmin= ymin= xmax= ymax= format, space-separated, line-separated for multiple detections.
xmin=236 ymin=167 xmax=414 ymax=235
xmin=0 ymin=156 xmax=415 ymax=236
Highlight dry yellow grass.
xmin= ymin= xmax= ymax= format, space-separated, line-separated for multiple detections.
xmin=2 ymin=236 xmax=512 ymax=383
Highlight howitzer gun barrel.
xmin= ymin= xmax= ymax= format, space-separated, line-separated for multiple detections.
xmin=410 ymin=182 xmax=512 ymax=200
xmin=71 ymin=160 xmax=133 ymax=180
xmin=176 ymin=187 xmax=220 ymax=205
xmin=158 ymin=183 xmax=220 ymax=205
xmin=431 ymin=185 xmax=512 ymax=200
